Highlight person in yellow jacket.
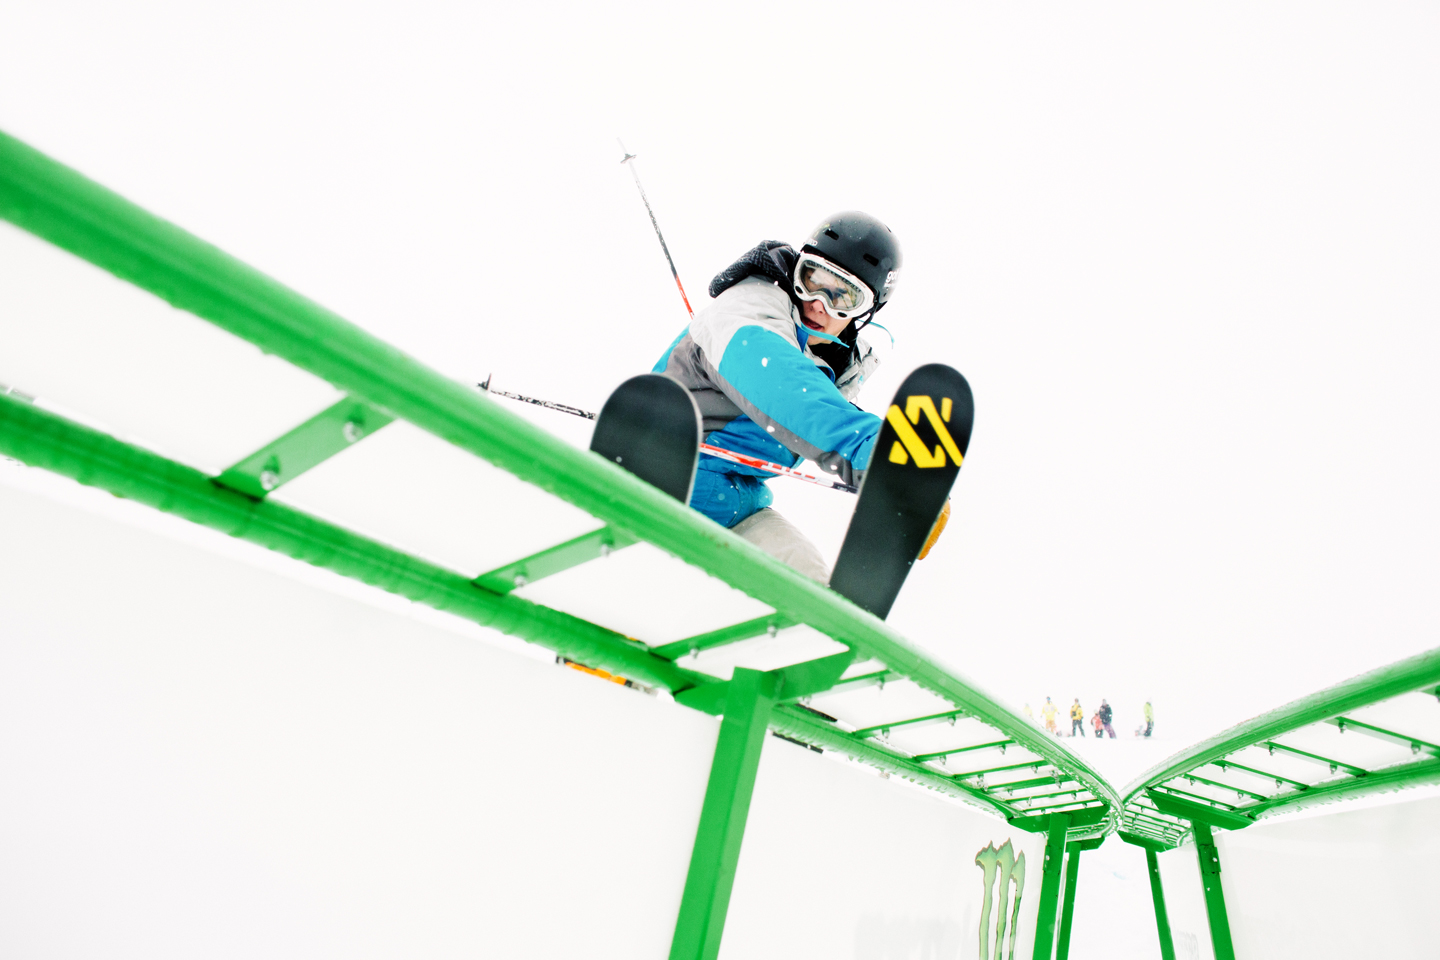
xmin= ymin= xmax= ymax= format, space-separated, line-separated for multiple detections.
xmin=1070 ymin=699 xmax=1084 ymax=737
xmin=1041 ymin=697 xmax=1059 ymax=734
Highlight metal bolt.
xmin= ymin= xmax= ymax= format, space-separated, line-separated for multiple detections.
xmin=513 ymin=574 xmax=528 ymax=588
xmin=767 ymin=622 xmax=779 ymax=638
xmin=1412 ymin=742 xmax=1422 ymax=755
xmin=259 ymin=470 xmax=280 ymax=491
xmin=599 ymin=543 xmax=611 ymax=558
xmin=342 ymin=420 xmax=362 ymax=443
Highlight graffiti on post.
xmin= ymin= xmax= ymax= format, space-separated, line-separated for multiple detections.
xmin=975 ymin=840 xmax=1027 ymax=960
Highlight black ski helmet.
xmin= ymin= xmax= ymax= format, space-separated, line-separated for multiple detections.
xmin=801 ymin=211 xmax=902 ymax=314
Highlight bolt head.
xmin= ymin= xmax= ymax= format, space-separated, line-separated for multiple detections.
xmin=259 ymin=470 xmax=280 ymax=491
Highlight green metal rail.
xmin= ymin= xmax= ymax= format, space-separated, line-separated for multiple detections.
xmin=0 ymin=129 xmax=1120 ymax=959
xmin=1120 ymin=646 xmax=1440 ymax=846
xmin=1117 ymin=646 xmax=1440 ymax=960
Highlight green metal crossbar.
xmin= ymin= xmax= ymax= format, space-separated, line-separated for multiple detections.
xmin=650 ymin=613 xmax=794 ymax=661
xmin=214 ymin=396 xmax=393 ymax=497
xmin=474 ymin=526 xmax=637 ymax=594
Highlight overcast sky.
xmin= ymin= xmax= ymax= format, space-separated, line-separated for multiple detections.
xmin=3 ymin=2 xmax=1438 ymax=762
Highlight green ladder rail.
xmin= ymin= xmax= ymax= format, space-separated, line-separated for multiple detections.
xmin=0 ymin=128 xmax=1121 ymax=957
xmin=1118 ymin=645 xmax=1440 ymax=958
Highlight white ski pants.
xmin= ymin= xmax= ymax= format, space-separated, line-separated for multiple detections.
xmin=731 ymin=508 xmax=829 ymax=584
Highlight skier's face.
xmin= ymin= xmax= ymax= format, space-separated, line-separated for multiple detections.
xmin=800 ymin=298 xmax=851 ymax=346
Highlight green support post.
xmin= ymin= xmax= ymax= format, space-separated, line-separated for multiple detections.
xmin=1031 ymin=813 xmax=1071 ymax=960
xmin=1192 ymin=823 xmax=1236 ymax=960
xmin=1144 ymin=849 xmax=1177 ymax=960
xmin=669 ymin=668 xmax=778 ymax=960
xmin=1054 ymin=842 xmax=1084 ymax=960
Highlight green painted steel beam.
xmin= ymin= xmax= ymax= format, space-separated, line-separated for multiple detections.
xmin=818 ymin=668 xmax=904 ymax=696
xmin=1121 ymin=646 xmax=1440 ymax=819
xmin=669 ymin=668 xmax=776 ymax=960
xmin=0 ymin=392 xmax=711 ymax=696
xmin=850 ymin=709 xmax=969 ymax=739
xmin=1031 ymin=813 xmax=1071 ymax=960
xmin=213 ymin=396 xmax=393 ymax=498
xmin=1243 ymin=756 xmax=1440 ymax=818
xmin=0 ymin=129 xmax=1120 ymax=823
xmin=1180 ymin=772 xmax=1271 ymax=803
xmin=650 ymin=614 xmax=794 ymax=662
xmin=1117 ymin=831 xmax=1171 ymax=853
xmin=1054 ymin=843 xmax=1084 ymax=960
xmin=768 ymin=706 xmax=1019 ymax=818
xmin=1211 ymin=759 xmax=1310 ymax=791
xmin=1192 ymin=823 xmax=1236 ymax=960
xmin=673 ymin=650 xmax=856 ymax=715
xmin=1146 ymin=789 xmax=1254 ymax=831
xmin=1144 ymin=847 xmax=1178 ymax=960
xmin=1154 ymin=783 xmax=1244 ymax=811
xmin=473 ymin=526 xmax=637 ymax=594
xmin=1259 ymin=740 xmax=1366 ymax=775
xmin=1009 ymin=806 xmax=1106 ymax=837
xmin=954 ymin=759 xmax=1055 ymax=780
xmin=911 ymin=739 xmax=1016 ymax=763
xmin=1326 ymin=715 xmax=1440 ymax=755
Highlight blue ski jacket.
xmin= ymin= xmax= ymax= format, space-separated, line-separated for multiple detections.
xmin=653 ymin=275 xmax=881 ymax=527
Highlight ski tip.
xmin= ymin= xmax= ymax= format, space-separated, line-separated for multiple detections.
xmin=478 ymin=373 xmax=492 ymax=392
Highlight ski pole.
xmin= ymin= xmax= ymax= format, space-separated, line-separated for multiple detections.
xmin=478 ymin=378 xmax=857 ymax=494
xmin=618 ymin=140 xmax=695 ymax=320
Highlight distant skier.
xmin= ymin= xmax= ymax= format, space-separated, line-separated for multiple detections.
xmin=654 ymin=212 xmax=900 ymax=581
xmin=1069 ymin=698 xmax=1084 ymax=737
xmin=1091 ymin=710 xmax=1103 ymax=738
xmin=1144 ymin=700 xmax=1154 ymax=738
xmin=1023 ymin=703 xmax=1035 ymax=723
xmin=1041 ymin=697 xmax=1059 ymax=734
xmin=1099 ymin=699 xmax=1116 ymax=739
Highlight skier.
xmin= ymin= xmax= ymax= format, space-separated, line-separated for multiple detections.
xmin=654 ymin=212 xmax=900 ymax=582
xmin=1144 ymin=700 xmax=1154 ymax=738
xmin=1099 ymin=699 xmax=1116 ymax=739
xmin=1041 ymin=697 xmax=1059 ymax=735
xmin=1023 ymin=703 xmax=1035 ymax=723
xmin=1069 ymin=698 xmax=1084 ymax=737
xmin=1091 ymin=710 xmax=1103 ymax=738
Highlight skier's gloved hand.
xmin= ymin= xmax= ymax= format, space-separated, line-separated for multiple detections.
xmin=917 ymin=499 xmax=951 ymax=561
xmin=709 ymin=241 xmax=797 ymax=298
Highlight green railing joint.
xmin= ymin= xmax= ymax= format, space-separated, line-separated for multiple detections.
xmin=1146 ymin=790 xmax=1254 ymax=832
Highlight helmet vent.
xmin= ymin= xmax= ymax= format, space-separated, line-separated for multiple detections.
xmin=824 ymin=229 xmax=840 ymax=240
xmin=863 ymin=253 xmax=880 ymax=266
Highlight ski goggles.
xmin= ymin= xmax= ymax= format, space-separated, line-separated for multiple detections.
xmin=791 ymin=253 xmax=875 ymax=322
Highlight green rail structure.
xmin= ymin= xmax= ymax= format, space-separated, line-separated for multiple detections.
xmin=1117 ymin=646 xmax=1440 ymax=959
xmin=0 ymin=130 xmax=1121 ymax=960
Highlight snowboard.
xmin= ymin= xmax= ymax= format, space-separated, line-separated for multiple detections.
xmin=590 ymin=373 xmax=702 ymax=504
xmin=829 ymin=363 xmax=974 ymax=619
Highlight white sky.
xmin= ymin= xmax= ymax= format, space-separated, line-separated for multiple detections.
xmin=3 ymin=1 xmax=1438 ymax=763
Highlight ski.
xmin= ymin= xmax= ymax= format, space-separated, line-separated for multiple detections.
xmin=589 ymin=373 xmax=702 ymax=504
xmin=480 ymin=377 xmax=855 ymax=494
xmin=829 ymin=363 xmax=974 ymax=619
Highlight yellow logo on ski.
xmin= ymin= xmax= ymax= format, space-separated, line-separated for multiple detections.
xmin=886 ymin=395 xmax=964 ymax=467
